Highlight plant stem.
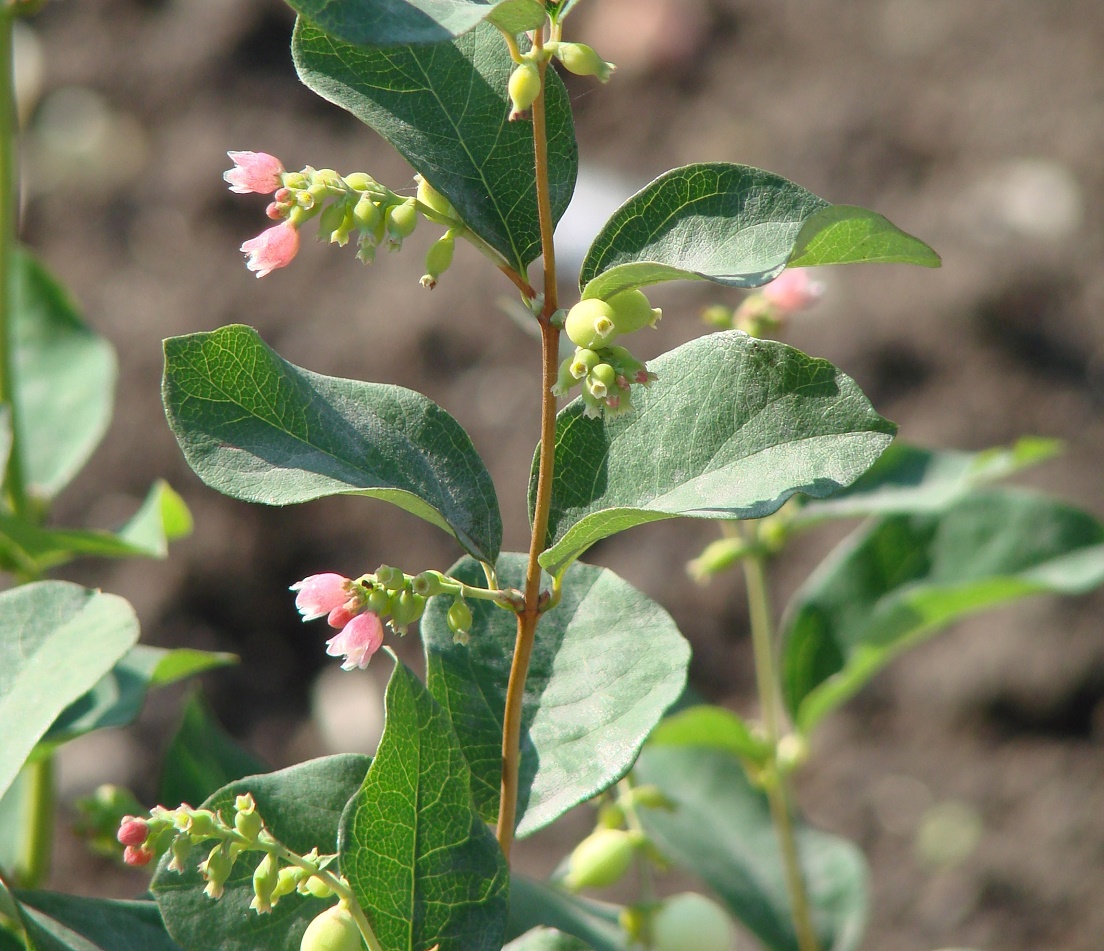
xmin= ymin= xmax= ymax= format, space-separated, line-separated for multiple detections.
xmin=0 ymin=11 xmax=27 ymax=519
xmin=496 ymin=27 xmax=561 ymax=861
xmin=740 ymin=524 xmax=820 ymax=951
xmin=14 ymin=758 xmax=53 ymax=888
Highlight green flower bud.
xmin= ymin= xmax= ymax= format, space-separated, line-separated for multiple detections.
xmin=271 ymin=865 xmax=304 ymax=904
xmin=300 ymin=904 xmax=361 ymax=951
xmin=411 ymin=571 xmax=448 ymax=598
xmin=234 ymin=793 xmax=263 ymax=841
xmin=375 ymin=565 xmax=405 ymax=590
xmin=651 ymin=893 xmax=735 ymax=951
xmin=318 ymin=203 xmax=345 ymax=239
xmin=555 ymin=42 xmax=615 ymax=82
xmin=580 ymin=387 xmax=606 ymax=419
xmin=607 ymin=288 xmax=661 ymax=334
xmin=565 ymin=299 xmax=618 ymax=349
xmin=420 ymin=232 xmax=456 ymax=289
xmin=343 ymin=172 xmax=375 ymax=191
xmin=586 ymin=363 xmax=617 ymax=400
xmin=385 ymin=199 xmax=418 ymax=246
xmin=552 ymin=355 xmax=580 ymax=398
xmin=563 ymin=828 xmax=638 ymax=891
xmin=366 ymin=587 xmax=391 ymax=615
xmin=167 ymin=834 xmax=193 ymax=874
xmin=201 ymin=844 xmax=235 ymax=900
xmin=390 ymin=589 xmax=425 ymax=631
xmin=250 ymin=852 xmax=280 ymax=915
xmin=446 ymin=599 xmax=473 ymax=637
xmin=569 ymin=347 xmax=601 ymax=379
xmin=416 ymin=175 xmax=456 ymax=219
xmin=353 ymin=196 xmax=382 ymax=232
xmin=300 ymin=875 xmax=335 ymax=899
xmin=508 ymin=61 xmax=542 ymax=120
xmin=183 ymin=809 xmax=217 ymax=841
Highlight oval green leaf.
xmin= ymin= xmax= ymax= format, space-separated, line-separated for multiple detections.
xmin=284 ymin=0 xmax=545 ymax=48
xmin=162 ymin=324 xmax=501 ymax=564
xmin=535 ymin=331 xmax=897 ymax=578
xmin=787 ymin=205 xmax=940 ymax=268
xmin=578 ymin=164 xmax=936 ymax=300
xmin=11 ymin=247 xmax=117 ymax=501
xmin=15 ymin=893 xmax=181 ymax=951
xmin=635 ymin=745 xmax=868 ymax=951
xmin=293 ymin=19 xmax=577 ymax=272
xmin=647 ymin=704 xmax=772 ymax=767
xmin=151 ymin=755 xmax=371 ymax=951
xmin=0 ymin=582 xmax=139 ymax=802
xmin=424 ymin=554 xmax=690 ymax=836
xmin=340 ymin=658 xmax=509 ymax=951
xmin=506 ymin=877 xmax=625 ymax=951
xmin=782 ymin=489 xmax=1104 ymax=734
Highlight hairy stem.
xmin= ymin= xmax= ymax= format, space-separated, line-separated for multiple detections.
xmin=0 ymin=12 xmax=27 ymax=518
xmin=740 ymin=524 xmax=820 ymax=951
xmin=496 ymin=29 xmax=560 ymax=861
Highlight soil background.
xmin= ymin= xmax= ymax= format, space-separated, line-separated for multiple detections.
xmin=13 ymin=1 xmax=1104 ymax=949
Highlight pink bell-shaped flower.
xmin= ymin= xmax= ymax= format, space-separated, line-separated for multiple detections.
xmin=241 ymin=222 xmax=300 ymax=278
xmin=290 ymin=573 xmax=351 ymax=621
xmin=224 ymin=151 xmax=286 ymax=195
xmin=325 ymin=612 xmax=386 ymax=670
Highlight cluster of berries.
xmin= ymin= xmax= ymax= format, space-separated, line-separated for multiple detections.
xmin=225 ymin=152 xmax=461 ymax=286
xmin=553 ymin=288 xmax=661 ymax=417
xmin=292 ymin=568 xmax=475 ymax=671
xmin=507 ymin=40 xmax=615 ymax=120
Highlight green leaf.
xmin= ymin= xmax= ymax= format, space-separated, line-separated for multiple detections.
xmin=11 ymin=247 xmax=116 ymax=501
xmin=635 ymin=746 xmax=868 ymax=951
xmin=284 ymin=0 xmax=545 ymax=46
xmin=340 ymin=658 xmax=509 ymax=951
xmin=578 ymin=165 xmax=929 ymax=299
xmin=15 ymin=893 xmax=181 ymax=951
xmin=151 ymin=755 xmax=371 ymax=951
xmin=292 ymin=19 xmax=577 ymax=272
xmin=0 ymin=481 xmax=193 ymax=574
xmin=424 ymin=554 xmax=690 ymax=835
xmin=782 ymin=489 xmax=1104 ymax=734
xmin=36 ymin=646 xmax=236 ymax=756
xmin=506 ymin=877 xmax=625 ymax=951
xmin=0 ymin=582 xmax=139 ymax=801
xmin=787 ymin=205 xmax=940 ymax=268
xmin=647 ymin=704 xmax=772 ymax=766
xmin=163 ymin=324 xmax=501 ymax=564
xmin=794 ymin=438 xmax=1062 ymax=524
xmin=537 ymin=331 xmax=896 ymax=577
xmin=159 ymin=693 xmax=269 ymax=808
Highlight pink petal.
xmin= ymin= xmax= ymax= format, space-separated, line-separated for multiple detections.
xmin=241 ymin=222 xmax=300 ymax=278
xmin=761 ymin=270 xmax=825 ymax=312
xmin=327 ymin=600 xmax=360 ymax=629
xmin=325 ymin=612 xmax=385 ymax=670
xmin=290 ymin=573 xmax=351 ymax=620
xmin=224 ymin=150 xmax=286 ymax=195
xmin=116 ymin=817 xmax=149 ymax=847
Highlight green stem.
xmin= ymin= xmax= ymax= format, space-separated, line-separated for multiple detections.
xmin=496 ymin=24 xmax=560 ymax=862
xmin=740 ymin=524 xmax=820 ymax=951
xmin=14 ymin=758 xmax=53 ymax=888
xmin=0 ymin=11 xmax=26 ymax=518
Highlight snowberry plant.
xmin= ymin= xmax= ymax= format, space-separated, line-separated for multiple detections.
xmin=5 ymin=2 xmax=1104 ymax=951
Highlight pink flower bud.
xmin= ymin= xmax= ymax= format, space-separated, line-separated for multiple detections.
xmin=327 ymin=599 xmax=360 ymax=629
xmin=265 ymin=201 xmax=284 ymax=220
xmin=117 ymin=816 xmax=149 ymax=847
xmin=224 ymin=150 xmax=286 ymax=195
xmin=241 ymin=222 xmax=300 ymax=278
xmin=760 ymin=269 xmax=825 ymax=313
xmin=123 ymin=844 xmax=155 ymax=867
xmin=325 ymin=612 xmax=385 ymax=671
xmin=291 ymin=573 xmax=352 ymax=621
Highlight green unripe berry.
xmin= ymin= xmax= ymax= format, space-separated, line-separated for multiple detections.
xmin=416 ymin=175 xmax=455 ymax=219
xmin=391 ymin=590 xmax=425 ymax=630
xmin=300 ymin=904 xmax=361 ymax=951
xmin=411 ymin=571 xmax=447 ymax=598
xmin=366 ymin=587 xmax=391 ymax=615
xmin=508 ymin=62 xmax=542 ymax=119
xmin=587 ymin=363 xmax=617 ymax=400
xmin=565 ymin=299 xmax=618 ymax=349
xmin=272 ymin=865 xmax=304 ymax=902
xmin=386 ymin=199 xmax=418 ymax=243
xmin=421 ymin=232 xmax=456 ymax=289
xmin=342 ymin=172 xmax=375 ymax=191
xmin=553 ymin=355 xmax=579 ymax=397
xmin=303 ymin=875 xmax=335 ymax=899
xmin=555 ymin=42 xmax=615 ymax=83
xmin=563 ymin=828 xmax=637 ymax=891
xmin=446 ymin=599 xmax=473 ymax=636
xmin=375 ymin=565 xmax=405 ymax=590
xmin=607 ymin=288 xmax=661 ymax=334
xmin=651 ymin=893 xmax=735 ymax=951
xmin=569 ymin=347 xmax=601 ymax=379
xmin=353 ymin=196 xmax=382 ymax=232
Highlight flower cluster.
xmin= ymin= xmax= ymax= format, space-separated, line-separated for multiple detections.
xmin=553 ymin=289 xmax=660 ymax=418
xmin=223 ymin=152 xmax=464 ymax=284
